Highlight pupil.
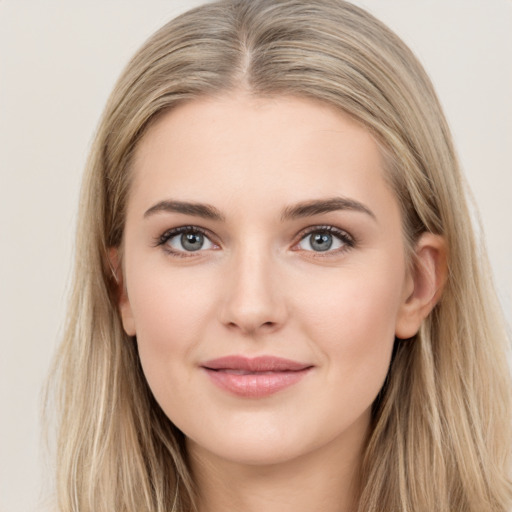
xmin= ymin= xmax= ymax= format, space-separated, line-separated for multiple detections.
xmin=181 ymin=232 xmax=203 ymax=251
xmin=311 ymin=233 xmax=332 ymax=251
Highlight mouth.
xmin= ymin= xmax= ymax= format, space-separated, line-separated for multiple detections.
xmin=201 ymin=355 xmax=313 ymax=398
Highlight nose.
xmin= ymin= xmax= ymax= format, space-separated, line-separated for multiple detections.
xmin=218 ymin=246 xmax=288 ymax=336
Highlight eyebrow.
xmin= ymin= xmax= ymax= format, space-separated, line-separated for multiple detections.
xmin=280 ymin=197 xmax=376 ymax=221
xmin=144 ymin=200 xmax=225 ymax=221
xmin=144 ymin=196 xmax=376 ymax=222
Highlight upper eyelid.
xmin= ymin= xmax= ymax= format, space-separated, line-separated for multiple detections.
xmin=161 ymin=225 xmax=212 ymax=238
xmin=155 ymin=225 xmax=216 ymax=247
xmin=295 ymin=225 xmax=354 ymax=242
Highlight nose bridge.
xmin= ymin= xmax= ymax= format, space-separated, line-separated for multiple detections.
xmin=220 ymin=237 xmax=286 ymax=334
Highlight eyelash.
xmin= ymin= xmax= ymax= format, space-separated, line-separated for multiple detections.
xmin=154 ymin=225 xmax=355 ymax=258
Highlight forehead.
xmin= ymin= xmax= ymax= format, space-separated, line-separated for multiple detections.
xmin=129 ymin=93 xmax=397 ymax=221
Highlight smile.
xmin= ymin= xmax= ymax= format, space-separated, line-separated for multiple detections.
xmin=201 ymin=355 xmax=313 ymax=398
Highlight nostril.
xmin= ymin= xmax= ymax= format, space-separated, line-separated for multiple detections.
xmin=225 ymin=319 xmax=278 ymax=336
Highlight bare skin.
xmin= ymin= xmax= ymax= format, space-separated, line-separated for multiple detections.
xmin=188 ymin=411 xmax=367 ymax=512
xmin=115 ymin=93 xmax=445 ymax=512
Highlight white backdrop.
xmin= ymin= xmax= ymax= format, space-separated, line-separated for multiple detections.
xmin=0 ymin=1 xmax=511 ymax=511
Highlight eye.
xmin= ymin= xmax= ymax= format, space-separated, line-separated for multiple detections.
xmin=295 ymin=226 xmax=354 ymax=253
xmin=156 ymin=226 xmax=217 ymax=255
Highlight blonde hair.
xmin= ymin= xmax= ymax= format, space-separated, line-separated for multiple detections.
xmin=47 ymin=0 xmax=512 ymax=510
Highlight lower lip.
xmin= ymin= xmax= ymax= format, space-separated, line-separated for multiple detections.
xmin=203 ymin=368 xmax=311 ymax=398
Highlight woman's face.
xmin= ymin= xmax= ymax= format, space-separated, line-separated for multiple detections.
xmin=118 ymin=94 xmax=416 ymax=467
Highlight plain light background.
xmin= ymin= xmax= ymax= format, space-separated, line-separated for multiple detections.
xmin=1 ymin=1 xmax=511 ymax=511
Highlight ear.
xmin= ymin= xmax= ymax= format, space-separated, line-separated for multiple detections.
xmin=109 ymin=248 xmax=136 ymax=336
xmin=395 ymin=233 xmax=447 ymax=340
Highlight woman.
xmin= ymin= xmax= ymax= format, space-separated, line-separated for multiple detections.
xmin=48 ymin=0 xmax=512 ymax=510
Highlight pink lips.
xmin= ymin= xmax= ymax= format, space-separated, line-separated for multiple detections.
xmin=201 ymin=355 xmax=313 ymax=398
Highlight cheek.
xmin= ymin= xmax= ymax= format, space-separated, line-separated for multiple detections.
xmin=293 ymin=262 xmax=404 ymax=390
xmin=125 ymin=262 xmax=219 ymax=389
xmin=298 ymin=260 xmax=403 ymax=333
xmin=128 ymin=256 xmax=215 ymax=335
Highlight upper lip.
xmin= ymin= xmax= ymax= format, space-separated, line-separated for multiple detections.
xmin=201 ymin=355 xmax=312 ymax=372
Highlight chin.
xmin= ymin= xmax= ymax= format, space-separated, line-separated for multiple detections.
xmin=188 ymin=434 xmax=308 ymax=467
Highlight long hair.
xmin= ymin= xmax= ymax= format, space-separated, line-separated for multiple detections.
xmin=46 ymin=1 xmax=512 ymax=510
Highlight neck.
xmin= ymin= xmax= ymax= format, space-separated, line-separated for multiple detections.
xmin=187 ymin=415 xmax=369 ymax=512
